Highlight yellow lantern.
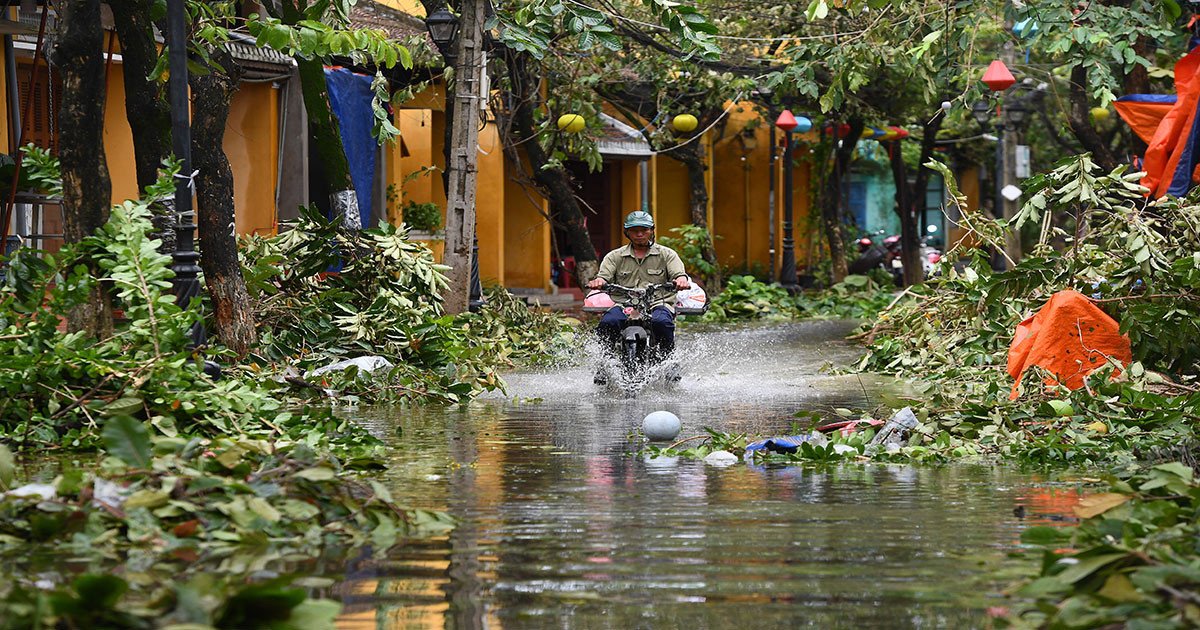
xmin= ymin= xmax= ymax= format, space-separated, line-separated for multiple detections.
xmin=1090 ymin=107 xmax=1110 ymax=122
xmin=557 ymin=114 xmax=586 ymax=133
xmin=672 ymin=114 xmax=699 ymax=133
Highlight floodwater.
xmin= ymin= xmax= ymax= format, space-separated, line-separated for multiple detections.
xmin=333 ymin=321 xmax=1083 ymax=629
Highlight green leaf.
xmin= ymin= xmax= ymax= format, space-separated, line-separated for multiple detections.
xmin=102 ymin=416 xmax=152 ymax=469
xmin=1020 ymin=525 xmax=1072 ymax=546
xmin=1152 ymin=461 xmax=1194 ymax=481
xmin=284 ymin=598 xmax=341 ymax=628
xmin=1055 ymin=553 xmax=1128 ymax=584
xmin=0 ymin=443 xmax=13 ymax=491
xmin=294 ymin=467 xmax=336 ymax=481
xmin=1047 ymin=400 xmax=1074 ymax=417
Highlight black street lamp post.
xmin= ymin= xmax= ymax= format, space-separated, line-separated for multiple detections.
xmin=426 ymin=6 xmax=484 ymax=311
xmin=971 ymin=82 xmax=1044 ymax=268
xmin=166 ymin=0 xmax=203 ymax=345
xmin=775 ymin=109 xmax=799 ymax=291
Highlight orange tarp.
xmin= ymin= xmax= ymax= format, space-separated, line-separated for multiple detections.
xmin=1142 ymin=46 xmax=1200 ymax=197
xmin=1114 ymin=99 xmax=1175 ymax=144
xmin=1006 ymin=290 xmax=1132 ymax=400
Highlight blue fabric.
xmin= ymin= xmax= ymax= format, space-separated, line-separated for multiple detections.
xmin=323 ymin=67 xmax=376 ymax=228
xmin=1117 ymin=94 xmax=1177 ymax=104
xmin=745 ymin=434 xmax=820 ymax=454
xmin=1168 ymin=101 xmax=1200 ymax=197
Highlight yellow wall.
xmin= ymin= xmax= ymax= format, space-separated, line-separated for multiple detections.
xmin=102 ymin=63 xmax=139 ymax=204
xmin=654 ymin=156 xmax=690 ymax=233
xmin=475 ymin=122 xmax=504 ymax=283
xmin=503 ymin=157 xmax=550 ymax=289
xmin=395 ymin=108 xmax=435 ymax=219
xmin=225 ymin=82 xmax=278 ymax=235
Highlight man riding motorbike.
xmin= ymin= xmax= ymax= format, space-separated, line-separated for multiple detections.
xmin=586 ymin=210 xmax=691 ymax=358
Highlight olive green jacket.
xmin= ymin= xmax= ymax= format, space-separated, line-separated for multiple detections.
xmin=596 ymin=243 xmax=687 ymax=310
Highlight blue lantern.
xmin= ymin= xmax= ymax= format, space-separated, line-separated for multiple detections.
xmin=794 ymin=116 xmax=813 ymax=133
xmin=1013 ymin=19 xmax=1039 ymax=38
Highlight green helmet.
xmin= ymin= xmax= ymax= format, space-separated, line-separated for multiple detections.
xmin=623 ymin=211 xmax=655 ymax=229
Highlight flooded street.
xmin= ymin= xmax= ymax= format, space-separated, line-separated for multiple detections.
xmin=336 ymin=321 xmax=1078 ymax=629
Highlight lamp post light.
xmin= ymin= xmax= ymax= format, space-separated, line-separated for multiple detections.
xmin=425 ymin=6 xmax=484 ymax=311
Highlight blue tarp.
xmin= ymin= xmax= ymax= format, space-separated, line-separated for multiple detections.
xmin=744 ymin=434 xmax=821 ymax=455
xmin=323 ymin=67 xmax=376 ymax=229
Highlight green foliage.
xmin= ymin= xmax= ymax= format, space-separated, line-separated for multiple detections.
xmin=402 ymin=200 xmax=444 ymax=233
xmin=704 ymin=274 xmax=897 ymax=322
xmin=657 ymin=224 xmax=720 ymax=283
xmin=0 ymin=434 xmax=451 ymax=626
xmin=244 ymin=208 xmax=576 ymax=403
xmin=795 ymin=275 xmax=898 ymax=319
xmin=705 ymin=275 xmax=797 ymax=320
xmin=494 ymin=0 xmax=720 ymax=60
xmin=0 ymin=199 xmax=323 ymax=450
xmin=1000 ymin=464 xmax=1200 ymax=628
xmin=462 ymin=285 xmax=580 ymax=367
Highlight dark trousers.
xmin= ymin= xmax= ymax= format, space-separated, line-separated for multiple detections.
xmin=597 ymin=305 xmax=676 ymax=354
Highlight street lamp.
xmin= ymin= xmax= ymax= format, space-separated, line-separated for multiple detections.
xmin=425 ymin=7 xmax=484 ymax=311
xmin=971 ymin=80 xmax=1044 ymax=269
xmin=166 ymin=0 xmax=203 ymax=345
xmin=425 ymin=7 xmax=460 ymax=63
xmin=775 ymin=109 xmax=799 ymax=291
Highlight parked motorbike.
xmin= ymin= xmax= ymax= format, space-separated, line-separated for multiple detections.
xmin=583 ymin=279 xmax=708 ymax=396
xmin=850 ymin=231 xmax=942 ymax=284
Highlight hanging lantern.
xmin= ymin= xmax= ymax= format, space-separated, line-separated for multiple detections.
xmin=890 ymin=126 xmax=909 ymax=139
xmin=794 ymin=116 xmax=813 ymax=133
xmin=982 ymin=59 xmax=1017 ymax=92
xmin=557 ymin=114 xmax=586 ymax=133
xmin=1012 ymin=19 xmax=1039 ymax=39
xmin=672 ymin=114 xmax=699 ymax=132
xmin=775 ymin=109 xmax=799 ymax=132
xmin=881 ymin=127 xmax=898 ymax=141
xmin=1090 ymin=107 xmax=1110 ymax=122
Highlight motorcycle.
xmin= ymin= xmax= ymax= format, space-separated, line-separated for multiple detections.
xmin=583 ymin=279 xmax=708 ymax=396
xmin=850 ymin=232 xmax=943 ymax=284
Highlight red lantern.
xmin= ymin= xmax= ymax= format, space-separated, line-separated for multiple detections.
xmin=775 ymin=109 xmax=798 ymax=132
xmin=982 ymin=60 xmax=1016 ymax=92
xmin=890 ymin=126 xmax=910 ymax=139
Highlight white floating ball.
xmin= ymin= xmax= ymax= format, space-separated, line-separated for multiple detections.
xmin=941 ymin=100 xmax=953 ymax=111
xmin=643 ymin=411 xmax=681 ymax=441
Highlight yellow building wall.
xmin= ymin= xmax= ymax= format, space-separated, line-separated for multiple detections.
xmin=951 ymin=164 xmax=981 ymax=249
xmin=225 ymin=82 xmax=278 ymax=235
xmin=503 ymin=158 xmax=549 ymax=289
xmin=654 ymin=156 xmax=690 ymax=233
xmin=396 ymin=108 xmax=436 ymax=217
xmin=475 ymin=122 xmax=504 ymax=283
xmin=102 ymin=63 xmax=139 ymax=204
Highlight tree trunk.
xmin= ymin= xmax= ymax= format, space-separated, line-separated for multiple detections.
xmin=264 ymin=0 xmax=358 ymax=229
xmin=190 ymin=44 xmax=256 ymax=356
xmin=1067 ymin=65 xmax=1118 ymax=170
xmin=504 ymin=52 xmax=599 ymax=284
xmin=819 ymin=117 xmax=864 ymax=284
xmin=890 ymin=109 xmax=945 ymax=287
xmin=665 ymin=141 xmax=722 ymax=292
xmin=55 ymin=0 xmax=112 ymax=337
xmin=110 ymin=0 xmax=175 ymax=252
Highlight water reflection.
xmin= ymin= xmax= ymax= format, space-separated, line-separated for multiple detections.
xmin=336 ymin=322 xmax=1078 ymax=629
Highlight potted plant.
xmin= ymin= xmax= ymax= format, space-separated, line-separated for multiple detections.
xmin=403 ymin=200 xmax=443 ymax=237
